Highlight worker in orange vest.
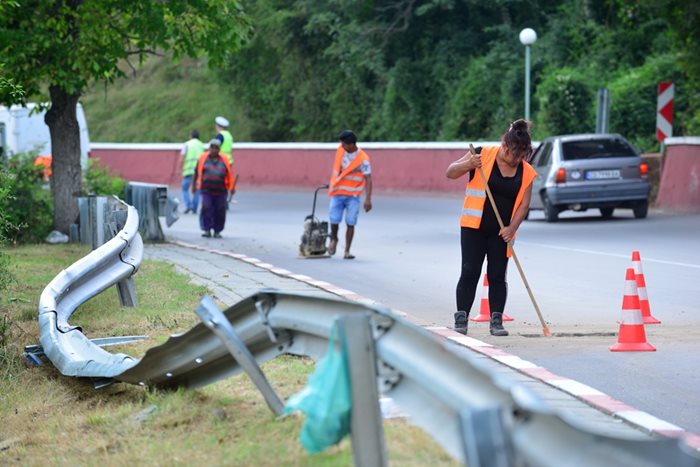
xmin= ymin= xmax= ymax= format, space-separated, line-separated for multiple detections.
xmin=445 ymin=119 xmax=537 ymax=337
xmin=34 ymin=155 xmax=52 ymax=181
xmin=191 ymin=139 xmax=235 ymax=238
xmin=327 ymin=130 xmax=373 ymax=260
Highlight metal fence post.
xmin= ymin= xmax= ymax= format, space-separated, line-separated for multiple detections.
xmin=338 ymin=313 xmax=387 ymax=467
xmin=460 ymin=406 xmax=513 ymax=467
xmin=196 ymin=296 xmax=285 ymax=416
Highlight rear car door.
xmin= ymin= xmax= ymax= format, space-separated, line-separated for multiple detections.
xmin=529 ymin=140 xmax=553 ymax=209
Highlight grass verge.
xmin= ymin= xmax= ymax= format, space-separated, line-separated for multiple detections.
xmin=0 ymin=244 xmax=456 ymax=466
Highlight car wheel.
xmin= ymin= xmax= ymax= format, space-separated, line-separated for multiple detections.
xmin=633 ymin=200 xmax=648 ymax=219
xmin=600 ymin=207 xmax=614 ymax=219
xmin=542 ymin=194 xmax=558 ymax=223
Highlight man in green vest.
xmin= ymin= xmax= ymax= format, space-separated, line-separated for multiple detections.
xmin=214 ymin=116 xmax=234 ymax=161
xmin=179 ymin=129 xmax=205 ymax=214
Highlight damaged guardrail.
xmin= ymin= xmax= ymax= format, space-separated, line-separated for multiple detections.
xmin=124 ymin=181 xmax=179 ymax=242
xmin=34 ymin=199 xmax=700 ymax=466
xmin=36 ymin=197 xmax=144 ymax=377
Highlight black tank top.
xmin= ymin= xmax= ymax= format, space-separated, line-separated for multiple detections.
xmin=480 ymin=161 xmax=523 ymax=234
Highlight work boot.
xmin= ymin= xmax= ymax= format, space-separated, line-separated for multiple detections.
xmin=454 ymin=311 xmax=468 ymax=335
xmin=489 ymin=312 xmax=509 ymax=336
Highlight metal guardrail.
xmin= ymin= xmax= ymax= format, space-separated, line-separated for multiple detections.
xmin=124 ymin=181 xmax=179 ymax=242
xmin=36 ymin=198 xmax=144 ymax=377
xmin=34 ymin=200 xmax=700 ymax=466
xmin=77 ymin=195 xmax=139 ymax=306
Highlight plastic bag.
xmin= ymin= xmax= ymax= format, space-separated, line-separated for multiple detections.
xmin=285 ymin=323 xmax=352 ymax=453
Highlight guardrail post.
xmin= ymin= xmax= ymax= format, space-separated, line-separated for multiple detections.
xmin=460 ymin=406 xmax=513 ymax=467
xmin=338 ymin=313 xmax=387 ymax=467
xmin=116 ymin=278 xmax=138 ymax=307
xmin=195 ymin=296 xmax=285 ymax=416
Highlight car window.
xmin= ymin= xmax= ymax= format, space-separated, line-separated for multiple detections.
xmin=561 ymin=139 xmax=636 ymax=160
xmin=534 ymin=142 xmax=552 ymax=167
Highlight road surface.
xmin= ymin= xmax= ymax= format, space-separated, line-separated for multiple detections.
xmin=162 ymin=188 xmax=700 ymax=433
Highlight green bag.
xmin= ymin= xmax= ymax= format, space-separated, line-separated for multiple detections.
xmin=285 ymin=323 xmax=352 ymax=453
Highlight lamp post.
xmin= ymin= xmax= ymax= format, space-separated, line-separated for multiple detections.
xmin=519 ymin=28 xmax=537 ymax=121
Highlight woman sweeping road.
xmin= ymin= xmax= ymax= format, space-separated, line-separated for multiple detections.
xmin=446 ymin=119 xmax=537 ymax=336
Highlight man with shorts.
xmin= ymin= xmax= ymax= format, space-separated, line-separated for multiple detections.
xmin=328 ymin=130 xmax=373 ymax=259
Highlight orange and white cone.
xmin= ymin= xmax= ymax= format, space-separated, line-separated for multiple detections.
xmin=632 ymin=251 xmax=661 ymax=324
xmin=610 ymin=268 xmax=656 ymax=352
xmin=469 ymin=274 xmax=514 ymax=322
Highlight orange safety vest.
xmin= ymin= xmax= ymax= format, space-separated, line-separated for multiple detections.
xmin=194 ymin=151 xmax=235 ymax=191
xmin=460 ymin=146 xmax=537 ymax=254
xmin=34 ymin=155 xmax=52 ymax=181
xmin=328 ymin=146 xmax=370 ymax=196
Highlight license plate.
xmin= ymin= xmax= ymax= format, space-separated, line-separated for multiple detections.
xmin=585 ymin=169 xmax=620 ymax=180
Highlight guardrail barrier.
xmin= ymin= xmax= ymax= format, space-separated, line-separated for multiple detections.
xmin=32 ymin=199 xmax=700 ymax=466
xmin=124 ymin=181 xmax=180 ymax=242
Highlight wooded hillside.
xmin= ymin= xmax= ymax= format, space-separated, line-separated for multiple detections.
xmin=82 ymin=0 xmax=699 ymax=152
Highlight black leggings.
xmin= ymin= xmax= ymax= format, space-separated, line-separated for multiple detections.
xmin=456 ymin=227 xmax=509 ymax=316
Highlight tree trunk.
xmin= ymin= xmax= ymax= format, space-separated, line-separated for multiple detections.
xmin=45 ymin=86 xmax=82 ymax=234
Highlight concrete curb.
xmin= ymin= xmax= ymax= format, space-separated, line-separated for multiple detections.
xmin=169 ymin=239 xmax=700 ymax=451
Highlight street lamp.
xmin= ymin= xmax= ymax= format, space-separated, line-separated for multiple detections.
xmin=519 ymin=28 xmax=537 ymax=121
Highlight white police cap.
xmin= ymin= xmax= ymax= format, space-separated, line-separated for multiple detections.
xmin=215 ymin=116 xmax=229 ymax=127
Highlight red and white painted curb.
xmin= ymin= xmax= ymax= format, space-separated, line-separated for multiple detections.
xmin=169 ymin=240 xmax=699 ymax=451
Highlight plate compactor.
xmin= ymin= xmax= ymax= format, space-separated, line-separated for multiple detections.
xmin=299 ymin=184 xmax=331 ymax=258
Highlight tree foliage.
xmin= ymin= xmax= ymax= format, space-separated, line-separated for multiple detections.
xmin=214 ymin=0 xmax=696 ymax=148
xmin=0 ymin=0 xmax=252 ymax=233
xmin=0 ymin=154 xmax=53 ymax=244
xmin=7 ymin=0 xmax=697 ymax=166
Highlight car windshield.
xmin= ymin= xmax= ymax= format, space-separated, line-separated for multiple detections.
xmin=561 ymin=139 xmax=637 ymax=160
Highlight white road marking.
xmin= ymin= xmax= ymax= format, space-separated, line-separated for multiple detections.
xmin=519 ymin=242 xmax=700 ymax=269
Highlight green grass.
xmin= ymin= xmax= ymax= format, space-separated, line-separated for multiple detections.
xmin=81 ymin=56 xmax=252 ymax=143
xmin=0 ymin=245 xmax=457 ymax=466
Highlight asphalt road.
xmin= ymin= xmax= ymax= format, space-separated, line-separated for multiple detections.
xmin=163 ymin=188 xmax=700 ymax=433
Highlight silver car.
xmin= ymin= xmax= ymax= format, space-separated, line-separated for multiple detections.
xmin=528 ymin=133 xmax=650 ymax=222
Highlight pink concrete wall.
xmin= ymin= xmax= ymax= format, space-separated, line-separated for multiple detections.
xmin=656 ymin=141 xmax=700 ymax=212
xmin=91 ymin=148 xmax=181 ymax=185
xmin=91 ymin=146 xmax=471 ymax=194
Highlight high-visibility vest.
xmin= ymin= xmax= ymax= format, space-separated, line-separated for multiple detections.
xmin=195 ymin=152 xmax=235 ymax=191
xmin=460 ymin=145 xmax=537 ymax=231
xmin=34 ymin=155 xmax=52 ymax=180
xmin=218 ymin=130 xmax=234 ymax=158
xmin=183 ymin=138 xmax=205 ymax=176
xmin=328 ymin=146 xmax=370 ymax=196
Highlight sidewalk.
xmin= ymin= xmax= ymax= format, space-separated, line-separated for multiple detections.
xmin=144 ymin=241 xmax=684 ymax=443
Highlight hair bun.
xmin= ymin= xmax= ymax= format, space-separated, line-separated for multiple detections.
xmin=511 ymin=119 xmax=529 ymax=133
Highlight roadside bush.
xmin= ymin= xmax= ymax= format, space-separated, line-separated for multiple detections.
xmin=0 ymin=164 xmax=18 ymax=378
xmin=608 ymin=53 xmax=687 ymax=152
xmin=535 ymin=68 xmax=594 ymax=136
xmin=0 ymin=154 xmax=53 ymax=244
xmin=83 ymin=158 xmax=126 ymax=197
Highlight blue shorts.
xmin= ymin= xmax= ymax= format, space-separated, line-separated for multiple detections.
xmin=329 ymin=195 xmax=360 ymax=226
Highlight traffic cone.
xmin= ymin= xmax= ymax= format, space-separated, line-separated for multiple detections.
xmin=469 ymin=274 xmax=514 ymax=322
xmin=610 ymin=268 xmax=655 ymax=352
xmin=632 ymin=251 xmax=661 ymax=324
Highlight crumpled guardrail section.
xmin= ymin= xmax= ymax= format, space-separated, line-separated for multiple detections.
xmin=113 ymin=290 xmax=700 ymax=466
xmin=38 ymin=199 xmax=144 ymax=377
xmin=35 ymin=206 xmax=700 ymax=465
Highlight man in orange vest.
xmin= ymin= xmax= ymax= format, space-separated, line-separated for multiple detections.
xmin=445 ymin=119 xmax=537 ymax=337
xmin=327 ymin=130 xmax=373 ymax=259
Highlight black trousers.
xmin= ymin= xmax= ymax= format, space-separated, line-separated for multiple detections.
xmin=456 ymin=227 xmax=509 ymax=316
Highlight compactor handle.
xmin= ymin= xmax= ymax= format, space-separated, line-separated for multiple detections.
xmin=311 ymin=184 xmax=330 ymax=218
